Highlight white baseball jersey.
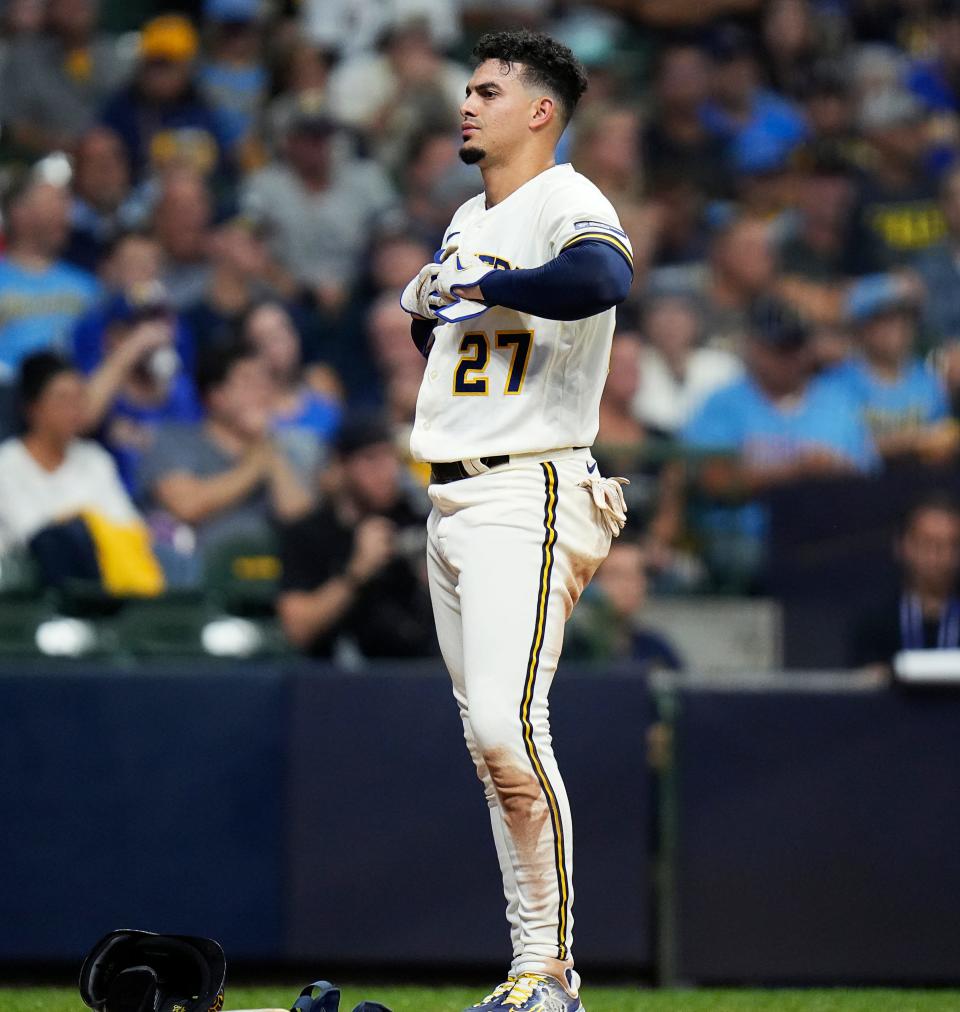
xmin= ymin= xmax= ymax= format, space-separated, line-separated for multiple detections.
xmin=410 ymin=163 xmax=633 ymax=463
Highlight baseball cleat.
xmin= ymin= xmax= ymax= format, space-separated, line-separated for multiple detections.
xmin=463 ymin=977 xmax=516 ymax=1010
xmin=482 ymin=972 xmax=584 ymax=1011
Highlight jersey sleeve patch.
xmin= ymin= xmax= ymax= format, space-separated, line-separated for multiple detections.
xmin=572 ymin=219 xmax=629 ymax=239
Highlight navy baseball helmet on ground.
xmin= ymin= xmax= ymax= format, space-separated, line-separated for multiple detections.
xmin=79 ymin=929 xmax=226 ymax=1012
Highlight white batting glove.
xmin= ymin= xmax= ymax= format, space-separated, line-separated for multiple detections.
xmin=433 ymin=297 xmax=490 ymax=323
xmin=431 ymin=243 xmax=494 ymax=323
xmin=400 ymin=262 xmax=441 ymax=319
xmin=435 ymin=233 xmax=460 ymax=264
xmin=579 ymin=476 xmax=630 ymax=537
xmin=435 ymin=245 xmax=496 ymax=301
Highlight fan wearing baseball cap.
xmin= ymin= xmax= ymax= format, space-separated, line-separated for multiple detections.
xmin=844 ymin=88 xmax=945 ymax=273
xmin=197 ymin=0 xmax=270 ymax=166
xmin=683 ymin=296 xmax=877 ymax=587
xmin=276 ymin=414 xmax=438 ymax=660
xmin=820 ymin=278 xmax=957 ymax=465
xmin=99 ymin=15 xmax=231 ymax=182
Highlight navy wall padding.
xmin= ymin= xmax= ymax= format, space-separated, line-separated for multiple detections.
xmin=674 ymin=686 xmax=960 ymax=983
xmin=10 ymin=662 xmax=960 ymax=984
xmin=0 ymin=664 xmax=654 ymax=971
xmin=551 ymin=671 xmax=654 ymax=969
xmin=284 ymin=666 xmax=655 ymax=971
xmin=0 ymin=667 xmax=286 ymax=960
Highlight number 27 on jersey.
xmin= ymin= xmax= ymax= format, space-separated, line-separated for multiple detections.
xmin=453 ymin=330 xmax=533 ymax=396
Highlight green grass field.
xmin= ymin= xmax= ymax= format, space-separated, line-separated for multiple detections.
xmin=6 ymin=986 xmax=960 ymax=1012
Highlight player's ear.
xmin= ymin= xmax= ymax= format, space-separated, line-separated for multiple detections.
xmin=529 ymin=95 xmax=557 ymax=132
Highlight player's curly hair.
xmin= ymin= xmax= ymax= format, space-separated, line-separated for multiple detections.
xmin=472 ymin=29 xmax=589 ymax=126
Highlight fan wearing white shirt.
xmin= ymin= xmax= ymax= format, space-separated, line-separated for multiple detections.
xmin=0 ymin=352 xmax=140 ymax=555
xmin=633 ymin=293 xmax=742 ymax=435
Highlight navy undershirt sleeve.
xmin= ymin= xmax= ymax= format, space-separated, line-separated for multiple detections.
xmin=410 ymin=316 xmax=436 ymax=358
xmin=477 ymin=239 xmax=633 ymax=321
xmin=407 ymin=239 xmax=633 ymax=354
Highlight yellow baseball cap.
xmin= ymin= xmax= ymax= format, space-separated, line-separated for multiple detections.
xmin=140 ymin=15 xmax=199 ymax=63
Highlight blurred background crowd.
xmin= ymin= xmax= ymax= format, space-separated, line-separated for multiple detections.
xmin=3 ymin=0 xmax=960 ymax=671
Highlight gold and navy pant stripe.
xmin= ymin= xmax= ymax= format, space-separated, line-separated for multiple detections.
xmin=519 ymin=461 xmax=571 ymax=959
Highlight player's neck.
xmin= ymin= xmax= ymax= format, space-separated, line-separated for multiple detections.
xmin=481 ymin=152 xmax=556 ymax=209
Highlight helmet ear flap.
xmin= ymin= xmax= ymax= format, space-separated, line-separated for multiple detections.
xmin=105 ymin=966 xmax=159 ymax=1012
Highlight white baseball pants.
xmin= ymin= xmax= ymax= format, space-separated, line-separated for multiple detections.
xmin=425 ymin=448 xmax=611 ymax=977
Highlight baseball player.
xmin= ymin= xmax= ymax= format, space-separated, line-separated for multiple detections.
xmin=400 ymin=30 xmax=633 ymax=1012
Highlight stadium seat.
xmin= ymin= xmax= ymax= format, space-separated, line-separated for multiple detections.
xmin=55 ymin=578 xmax=126 ymax=618
xmin=203 ymin=534 xmax=281 ymax=617
xmin=0 ymin=548 xmax=42 ymax=600
xmin=0 ymin=600 xmax=53 ymax=657
xmin=117 ymin=592 xmax=291 ymax=659
xmin=117 ymin=593 xmax=212 ymax=658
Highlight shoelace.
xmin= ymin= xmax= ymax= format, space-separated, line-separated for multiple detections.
xmin=472 ymin=979 xmax=516 ymax=1006
xmin=501 ymin=974 xmax=549 ymax=1008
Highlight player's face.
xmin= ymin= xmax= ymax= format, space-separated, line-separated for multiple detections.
xmin=459 ymin=59 xmax=543 ymax=167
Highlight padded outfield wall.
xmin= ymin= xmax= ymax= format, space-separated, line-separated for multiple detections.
xmin=1 ymin=663 xmax=958 ymax=984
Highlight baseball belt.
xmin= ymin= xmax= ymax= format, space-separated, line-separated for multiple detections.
xmin=429 ymin=455 xmax=510 ymax=484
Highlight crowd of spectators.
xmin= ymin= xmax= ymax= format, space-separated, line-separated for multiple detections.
xmin=3 ymin=0 xmax=960 ymax=666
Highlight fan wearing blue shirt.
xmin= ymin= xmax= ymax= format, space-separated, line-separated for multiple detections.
xmin=823 ymin=283 xmax=957 ymax=464
xmin=0 ymin=176 xmax=100 ymax=383
xmin=684 ymin=297 xmax=877 ymax=587
xmin=197 ymin=0 xmax=268 ymax=155
xmin=908 ymin=2 xmax=960 ymax=117
xmin=76 ymin=285 xmax=202 ymax=497
xmin=699 ymin=24 xmax=807 ymax=167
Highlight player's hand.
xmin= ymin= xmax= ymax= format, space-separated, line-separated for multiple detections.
xmin=431 ymin=243 xmax=494 ymax=323
xmin=435 ymin=246 xmax=495 ymax=303
xmin=400 ymin=262 xmax=441 ymax=320
xmin=346 ymin=516 xmax=396 ymax=584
